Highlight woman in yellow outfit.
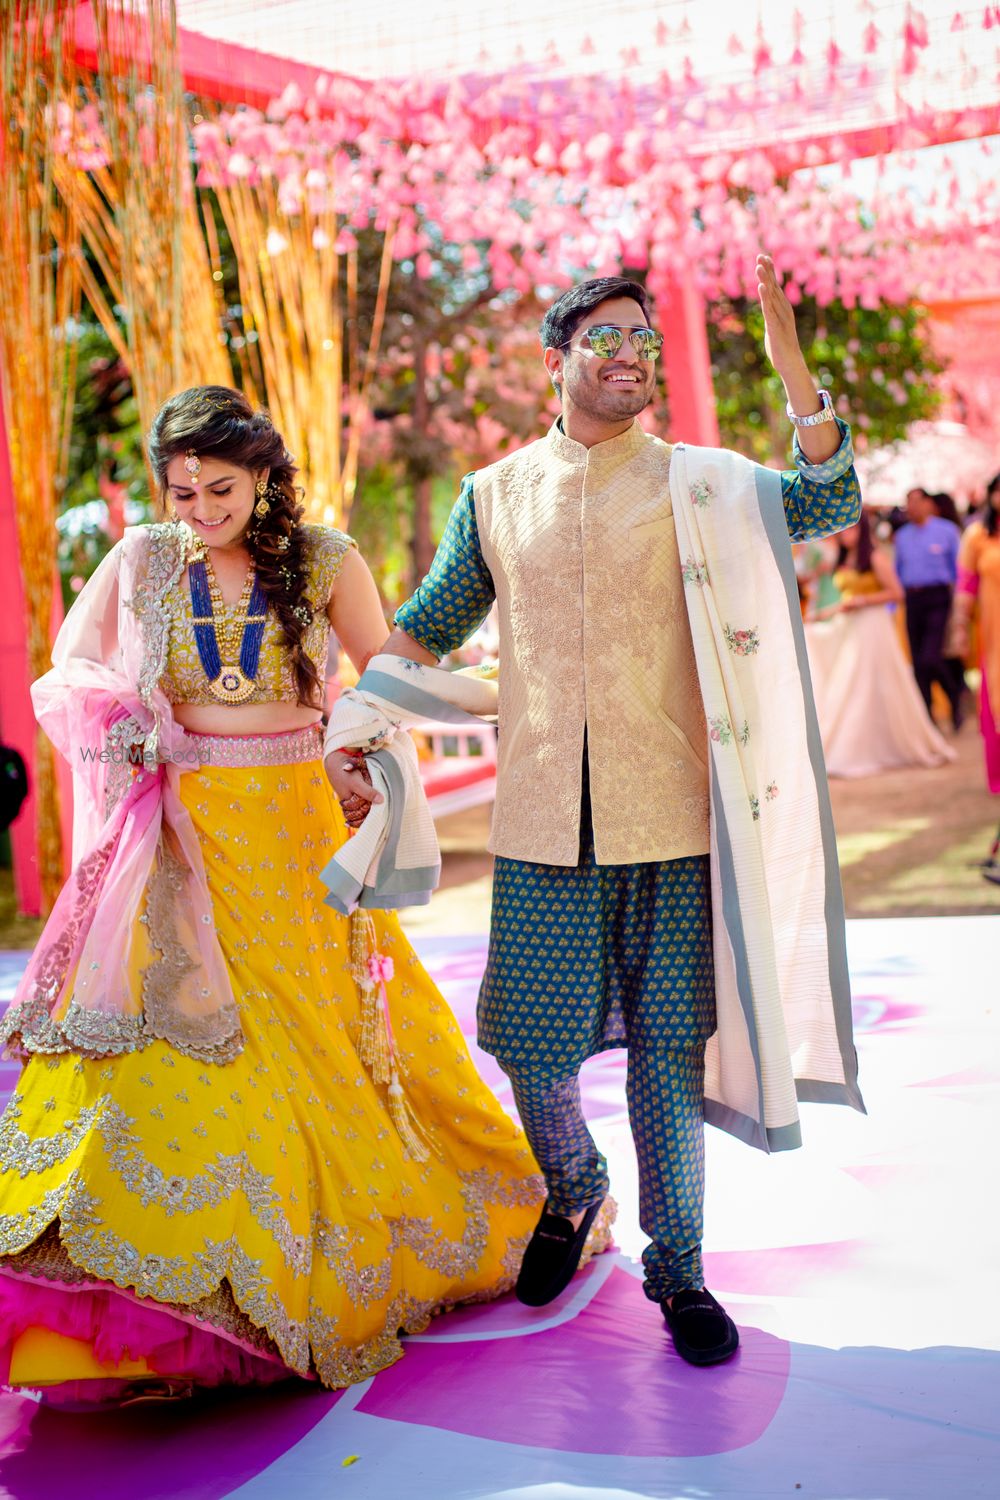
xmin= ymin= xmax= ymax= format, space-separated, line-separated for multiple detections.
xmin=0 ymin=387 xmax=556 ymax=1406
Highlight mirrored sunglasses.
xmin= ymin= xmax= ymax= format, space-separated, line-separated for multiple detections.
xmin=565 ymin=324 xmax=664 ymax=360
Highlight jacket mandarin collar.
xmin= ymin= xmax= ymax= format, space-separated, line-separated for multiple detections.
xmin=546 ymin=417 xmax=648 ymax=470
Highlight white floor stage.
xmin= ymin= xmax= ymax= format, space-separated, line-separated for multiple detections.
xmin=0 ymin=915 xmax=996 ymax=1499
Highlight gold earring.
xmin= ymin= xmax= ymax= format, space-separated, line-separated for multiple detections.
xmin=254 ymin=477 xmax=270 ymax=519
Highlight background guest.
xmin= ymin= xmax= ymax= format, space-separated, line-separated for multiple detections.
xmin=894 ymin=486 xmax=964 ymax=729
xmin=929 ymin=490 xmax=964 ymax=530
xmin=929 ymin=491 xmax=972 ymax=717
xmin=951 ymin=473 xmax=1000 ymax=801
xmin=806 ymin=511 xmax=954 ymax=777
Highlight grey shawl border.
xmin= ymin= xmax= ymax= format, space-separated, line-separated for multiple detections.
xmin=752 ymin=463 xmax=865 ymax=1118
xmin=355 ymin=669 xmax=491 ymax=727
xmin=705 ymin=463 xmax=865 ymax=1153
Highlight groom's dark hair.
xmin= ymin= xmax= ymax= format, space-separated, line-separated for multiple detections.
xmin=540 ymin=277 xmax=651 ymax=351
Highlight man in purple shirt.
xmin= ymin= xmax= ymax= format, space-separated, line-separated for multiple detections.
xmin=895 ymin=487 xmax=964 ymax=727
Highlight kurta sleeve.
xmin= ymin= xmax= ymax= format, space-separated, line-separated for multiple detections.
xmin=779 ymin=418 xmax=862 ymax=542
xmin=393 ymin=473 xmax=496 ymax=658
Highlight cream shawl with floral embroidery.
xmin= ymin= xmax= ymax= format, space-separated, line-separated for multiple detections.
xmin=670 ymin=444 xmax=864 ymax=1150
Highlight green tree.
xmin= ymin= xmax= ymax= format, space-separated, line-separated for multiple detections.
xmin=708 ymin=296 xmax=945 ymax=464
xmin=358 ymin=248 xmax=552 ymax=598
xmin=56 ymin=318 xmax=147 ymax=608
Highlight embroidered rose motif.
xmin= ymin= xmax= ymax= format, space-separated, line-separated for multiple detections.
xmin=682 ymin=556 xmax=710 ymax=587
xmin=765 ymin=782 xmax=779 ymax=801
xmin=708 ymin=715 xmax=733 ymax=746
xmin=689 ymin=478 xmax=714 ymax=508
xmin=724 ymin=624 xmax=760 ymax=656
xmin=749 ymin=793 xmax=761 ymax=821
xmin=739 ymin=720 xmax=751 ymax=746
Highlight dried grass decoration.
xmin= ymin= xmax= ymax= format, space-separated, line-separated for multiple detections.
xmin=194 ymin=107 xmax=396 ymax=528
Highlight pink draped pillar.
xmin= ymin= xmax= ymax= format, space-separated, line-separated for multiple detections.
xmin=0 ymin=402 xmax=42 ymax=916
xmin=661 ymin=269 xmax=721 ymax=448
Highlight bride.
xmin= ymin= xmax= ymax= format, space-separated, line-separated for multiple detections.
xmin=0 ymin=385 xmax=551 ymax=1406
xmin=805 ymin=510 xmax=955 ymax=778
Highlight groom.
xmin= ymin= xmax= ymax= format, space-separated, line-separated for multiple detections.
xmin=331 ymin=258 xmax=862 ymax=1366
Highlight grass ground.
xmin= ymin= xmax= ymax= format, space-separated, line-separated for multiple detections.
xmin=826 ymin=718 xmax=999 ymax=918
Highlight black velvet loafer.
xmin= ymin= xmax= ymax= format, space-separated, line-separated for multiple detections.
xmin=662 ymin=1288 xmax=740 ymax=1366
xmin=515 ymin=1199 xmax=604 ymax=1307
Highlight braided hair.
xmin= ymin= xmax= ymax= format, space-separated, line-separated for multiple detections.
xmin=148 ymin=385 xmax=323 ymax=708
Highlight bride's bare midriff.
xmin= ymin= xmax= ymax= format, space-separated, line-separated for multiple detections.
xmin=173 ymin=703 xmax=323 ymax=737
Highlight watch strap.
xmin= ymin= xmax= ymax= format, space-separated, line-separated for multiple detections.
xmin=786 ymin=389 xmax=835 ymax=427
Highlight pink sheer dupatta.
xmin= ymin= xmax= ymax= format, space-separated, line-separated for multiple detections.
xmin=1 ymin=526 xmax=242 ymax=1064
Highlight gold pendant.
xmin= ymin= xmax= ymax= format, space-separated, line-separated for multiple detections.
xmin=207 ymin=667 xmax=258 ymax=703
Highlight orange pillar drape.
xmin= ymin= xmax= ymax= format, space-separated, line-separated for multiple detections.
xmin=661 ymin=270 xmax=721 ymax=449
xmin=0 ymin=401 xmax=42 ymax=916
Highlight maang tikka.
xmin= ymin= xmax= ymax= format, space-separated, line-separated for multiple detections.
xmin=184 ymin=450 xmax=201 ymax=484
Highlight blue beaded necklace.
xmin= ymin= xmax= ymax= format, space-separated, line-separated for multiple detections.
xmin=188 ymin=554 xmax=269 ymax=704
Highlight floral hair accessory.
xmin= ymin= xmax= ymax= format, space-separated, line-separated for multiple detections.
xmin=183 ymin=449 xmax=201 ymax=484
xmin=194 ymin=393 xmax=239 ymax=413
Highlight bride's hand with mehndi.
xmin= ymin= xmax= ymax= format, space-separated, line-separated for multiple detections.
xmin=326 ymin=750 xmax=381 ymax=828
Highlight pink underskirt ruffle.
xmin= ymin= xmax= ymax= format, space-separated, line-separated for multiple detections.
xmin=0 ymin=1269 xmax=296 ymax=1404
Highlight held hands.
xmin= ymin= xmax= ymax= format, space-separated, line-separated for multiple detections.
xmin=325 ymin=751 xmax=382 ymax=829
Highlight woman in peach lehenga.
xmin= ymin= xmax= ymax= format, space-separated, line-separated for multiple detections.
xmin=0 ymin=386 xmax=553 ymax=1407
xmin=805 ymin=511 xmax=955 ymax=778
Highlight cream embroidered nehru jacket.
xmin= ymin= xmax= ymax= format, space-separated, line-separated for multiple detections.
xmin=395 ymin=416 xmax=862 ymax=872
xmin=473 ymin=422 xmax=708 ymax=866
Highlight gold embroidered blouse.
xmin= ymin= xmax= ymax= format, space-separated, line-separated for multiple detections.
xmin=159 ymin=523 xmax=355 ymax=706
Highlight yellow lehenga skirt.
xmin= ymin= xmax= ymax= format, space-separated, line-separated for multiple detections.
xmin=0 ymin=729 xmax=553 ymax=1402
